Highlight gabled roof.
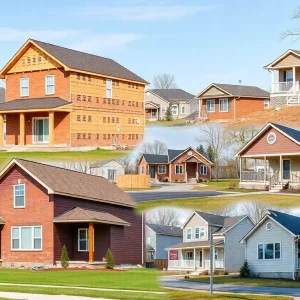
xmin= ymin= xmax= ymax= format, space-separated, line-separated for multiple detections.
xmin=142 ymin=154 xmax=169 ymax=164
xmin=146 ymin=223 xmax=183 ymax=237
xmin=149 ymin=89 xmax=195 ymax=102
xmin=0 ymin=39 xmax=148 ymax=84
xmin=235 ymin=122 xmax=300 ymax=157
xmin=197 ymin=83 xmax=269 ymax=99
xmin=145 ymin=101 xmax=160 ymax=108
xmin=90 ymin=159 xmax=125 ymax=168
xmin=0 ymin=159 xmax=134 ymax=207
xmin=264 ymin=49 xmax=300 ymax=69
xmin=168 ymin=149 xmax=184 ymax=161
xmin=0 ymin=88 xmax=5 ymax=104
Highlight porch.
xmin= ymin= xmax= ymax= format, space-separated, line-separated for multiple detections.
xmin=145 ymin=102 xmax=160 ymax=121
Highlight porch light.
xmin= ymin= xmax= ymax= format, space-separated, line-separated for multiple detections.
xmin=28 ymin=119 xmax=31 ymax=123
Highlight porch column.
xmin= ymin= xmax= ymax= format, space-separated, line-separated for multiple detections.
xmin=169 ymin=164 xmax=172 ymax=182
xmin=280 ymin=155 xmax=283 ymax=183
xmin=0 ymin=114 xmax=4 ymax=146
xmin=264 ymin=156 xmax=267 ymax=184
xmin=194 ymin=248 xmax=196 ymax=269
xmin=19 ymin=112 xmax=25 ymax=146
xmin=239 ymin=157 xmax=242 ymax=180
xmin=88 ymin=223 xmax=94 ymax=263
xmin=293 ymin=66 xmax=296 ymax=89
xmin=185 ymin=162 xmax=187 ymax=182
xmin=196 ymin=163 xmax=199 ymax=181
xmin=271 ymin=70 xmax=274 ymax=93
xmin=49 ymin=111 xmax=54 ymax=147
xmin=254 ymin=159 xmax=257 ymax=181
xmin=180 ymin=249 xmax=183 ymax=268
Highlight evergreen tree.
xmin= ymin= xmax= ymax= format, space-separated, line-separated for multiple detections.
xmin=105 ymin=249 xmax=115 ymax=269
xmin=196 ymin=144 xmax=206 ymax=155
xmin=165 ymin=106 xmax=173 ymax=121
xmin=60 ymin=244 xmax=69 ymax=268
xmin=206 ymin=145 xmax=214 ymax=162
xmin=240 ymin=261 xmax=251 ymax=277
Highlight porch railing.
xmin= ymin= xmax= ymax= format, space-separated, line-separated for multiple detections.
xmin=292 ymin=173 xmax=300 ymax=183
xmin=272 ymin=81 xmax=296 ymax=93
xmin=215 ymin=260 xmax=224 ymax=269
xmin=168 ymin=259 xmax=224 ymax=269
xmin=240 ymin=171 xmax=269 ymax=182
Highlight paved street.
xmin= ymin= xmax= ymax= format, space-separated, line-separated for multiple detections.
xmin=161 ymin=276 xmax=300 ymax=297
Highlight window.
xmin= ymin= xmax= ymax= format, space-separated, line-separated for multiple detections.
xmin=186 ymin=228 xmax=192 ymax=240
xmin=284 ymin=70 xmax=293 ymax=82
xmin=215 ymin=249 xmax=218 ymax=260
xmin=158 ymin=165 xmax=166 ymax=174
xmin=162 ymin=106 xmax=167 ymax=112
xmin=172 ymin=105 xmax=178 ymax=115
xmin=195 ymin=228 xmax=200 ymax=239
xmin=14 ymin=184 xmax=25 ymax=208
xmin=195 ymin=227 xmax=205 ymax=239
xmin=264 ymin=99 xmax=270 ymax=109
xmin=181 ymin=106 xmax=186 ymax=114
xmin=45 ymin=75 xmax=55 ymax=95
xmin=20 ymin=78 xmax=29 ymax=96
xmin=199 ymin=227 xmax=205 ymax=239
xmin=219 ymin=98 xmax=229 ymax=112
xmin=200 ymin=165 xmax=207 ymax=175
xmin=11 ymin=226 xmax=42 ymax=250
xmin=185 ymin=251 xmax=193 ymax=260
xmin=141 ymin=166 xmax=145 ymax=174
xmin=258 ymin=243 xmax=281 ymax=260
xmin=266 ymin=222 xmax=273 ymax=231
xmin=175 ymin=165 xmax=183 ymax=174
xmin=106 ymin=79 xmax=112 ymax=98
xmin=78 ymin=229 xmax=89 ymax=251
xmin=206 ymin=99 xmax=215 ymax=112
xmin=267 ymin=132 xmax=276 ymax=144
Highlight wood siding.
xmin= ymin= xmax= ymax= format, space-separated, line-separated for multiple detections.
xmin=201 ymin=86 xmax=228 ymax=97
xmin=273 ymin=53 xmax=300 ymax=68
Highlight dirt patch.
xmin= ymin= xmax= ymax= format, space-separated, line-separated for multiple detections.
xmin=279 ymin=188 xmax=300 ymax=194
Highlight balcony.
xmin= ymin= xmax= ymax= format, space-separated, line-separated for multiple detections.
xmin=272 ymin=81 xmax=299 ymax=93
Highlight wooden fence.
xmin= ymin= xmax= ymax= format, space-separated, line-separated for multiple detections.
xmin=146 ymin=259 xmax=168 ymax=270
xmin=117 ymin=174 xmax=150 ymax=189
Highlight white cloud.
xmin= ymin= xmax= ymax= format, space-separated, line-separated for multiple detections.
xmin=0 ymin=27 xmax=78 ymax=42
xmin=77 ymin=4 xmax=218 ymax=21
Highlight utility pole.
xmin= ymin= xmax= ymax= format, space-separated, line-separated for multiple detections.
xmin=209 ymin=225 xmax=213 ymax=295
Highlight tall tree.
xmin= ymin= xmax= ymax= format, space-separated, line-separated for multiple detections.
xmin=164 ymin=106 xmax=173 ymax=121
xmin=153 ymin=73 xmax=177 ymax=89
xmin=281 ymin=6 xmax=300 ymax=40
xmin=196 ymin=144 xmax=206 ymax=156
xmin=206 ymin=145 xmax=214 ymax=163
xmin=140 ymin=140 xmax=168 ymax=155
xmin=146 ymin=208 xmax=180 ymax=227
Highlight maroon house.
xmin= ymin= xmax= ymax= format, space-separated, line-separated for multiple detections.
xmin=0 ymin=159 xmax=143 ymax=267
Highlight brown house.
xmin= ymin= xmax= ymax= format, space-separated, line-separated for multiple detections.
xmin=236 ymin=122 xmax=300 ymax=191
xmin=0 ymin=39 xmax=148 ymax=149
xmin=138 ymin=147 xmax=212 ymax=183
xmin=0 ymin=159 xmax=143 ymax=267
xmin=191 ymin=83 xmax=270 ymax=122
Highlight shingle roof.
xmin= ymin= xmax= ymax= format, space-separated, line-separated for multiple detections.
xmin=0 ymin=97 xmax=71 ymax=111
xmin=150 ymin=89 xmax=195 ymax=102
xmin=143 ymin=154 xmax=169 ymax=164
xmin=90 ymin=159 xmax=125 ymax=168
xmin=53 ymin=207 xmax=130 ymax=226
xmin=168 ymin=149 xmax=184 ymax=161
xmin=147 ymin=245 xmax=155 ymax=251
xmin=32 ymin=39 xmax=147 ymax=84
xmin=0 ymin=88 xmax=5 ymax=103
xmin=212 ymin=83 xmax=269 ymax=98
xmin=147 ymin=223 xmax=183 ymax=237
xmin=268 ymin=210 xmax=300 ymax=235
xmin=185 ymin=111 xmax=199 ymax=120
xmin=271 ymin=123 xmax=300 ymax=143
xmin=167 ymin=239 xmax=224 ymax=250
xmin=9 ymin=159 xmax=134 ymax=207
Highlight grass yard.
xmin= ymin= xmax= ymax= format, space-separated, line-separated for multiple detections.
xmin=168 ymin=290 xmax=291 ymax=300
xmin=0 ymin=149 xmax=126 ymax=169
xmin=146 ymin=119 xmax=186 ymax=126
xmin=183 ymin=275 xmax=300 ymax=289
xmin=136 ymin=193 xmax=300 ymax=212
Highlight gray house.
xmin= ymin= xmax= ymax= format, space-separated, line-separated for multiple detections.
xmin=90 ymin=159 xmax=125 ymax=182
xmin=146 ymin=223 xmax=183 ymax=260
xmin=241 ymin=210 xmax=300 ymax=280
xmin=167 ymin=211 xmax=254 ymax=271
xmin=145 ymin=89 xmax=197 ymax=120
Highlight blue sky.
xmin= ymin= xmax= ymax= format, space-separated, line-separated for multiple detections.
xmin=0 ymin=0 xmax=299 ymax=93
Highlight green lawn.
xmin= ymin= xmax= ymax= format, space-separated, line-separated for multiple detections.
xmin=183 ymin=275 xmax=300 ymax=289
xmin=0 ymin=149 xmax=126 ymax=169
xmin=146 ymin=119 xmax=186 ymax=126
xmin=168 ymin=290 xmax=291 ymax=300
xmin=136 ymin=193 xmax=300 ymax=212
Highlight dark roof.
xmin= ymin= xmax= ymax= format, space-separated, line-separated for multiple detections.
xmin=143 ymin=154 xmax=169 ymax=164
xmin=212 ymin=83 xmax=269 ymax=98
xmin=32 ymin=39 xmax=147 ymax=84
xmin=268 ymin=210 xmax=300 ymax=235
xmin=0 ymin=88 xmax=5 ymax=103
xmin=147 ymin=223 xmax=183 ymax=237
xmin=167 ymin=239 xmax=224 ymax=249
xmin=150 ymin=89 xmax=195 ymax=102
xmin=271 ymin=123 xmax=300 ymax=143
xmin=8 ymin=159 xmax=134 ymax=207
xmin=0 ymin=97 xmax=71 ymax=111
xmin=147 ymin=245 xmax=155 ymax=251
xmin=168 ymin=149 xmax=184 ymax=161
xmin=185 ymin=111 xmax=198 ymax=120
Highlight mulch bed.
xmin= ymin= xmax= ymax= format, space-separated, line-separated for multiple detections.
xmin=280 ymin=189 xmax=300 ymax=194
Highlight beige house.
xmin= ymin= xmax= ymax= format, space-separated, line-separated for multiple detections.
xmin=265 ymin=49 xmax=300 ymax=107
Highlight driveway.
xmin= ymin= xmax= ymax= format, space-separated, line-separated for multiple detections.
xmin=161 ymin=276 xmax=300 ymax=297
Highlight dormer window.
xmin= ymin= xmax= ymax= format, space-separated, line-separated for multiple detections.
xmin=14 ymin=184 xmax=25 ymax=208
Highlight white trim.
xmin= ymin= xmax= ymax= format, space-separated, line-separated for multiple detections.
xmin=13 ymin=183 xmax=25 ymax=208
xmin=200 ymin=165 xmax=208 ymax=175
xmin=267 ymin=132 xmax=277 ymax=144
xmin=45 ymin=75 xmax=55 ymax=95
xmin=257 ymin=242 xmax=281 ymax=260
xmin=175 ymin=164 xmax=184 ymax=174
xmin=106 ymin=79 xmax=112 ymax=99
xmin=196 ymin=83 xmax=232 ymax=99
xmin=78 ymin=228 xmax=89 ymax=252
xmin=219 ymin=98 xmax=229 ymax=112
xmin=145 ymin=90 xmax=170 ymax=104
xmin=186 ymin=228 xmax=192 ymax=240
xmin=206 ymin=99 xmax=216 ymax=113
xmin=158 ymin=165 xmax=167 ymax=174
xmin=11 ymin=226 xmax=42 ymax=251
xmin=264 ymin=49 xmax=300 ymax=69
xmin=266 ymin=222 xmax=273 ymax=231
xmin=171 ymin=105 xmax=179 ymax=115
xmin=20 ymin=77 xmax=29 ymax=97
xmin=32 ymin=117 xmax=50 ymax=144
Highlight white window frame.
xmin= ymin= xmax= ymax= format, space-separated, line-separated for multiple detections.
xmin=13 ymin=184 xmax=25 ymax=208
xmin=185 ymin=251 xmax=194 ymax=260
xmin=257 ymin=242 xmax=281 ymax=260
xmin=195 ymin=227 xmax=200 ymax=240
xmin=11 ymin=226 xmax=42 ymax=251
xmin=186 ymin=228 xmax=192 ymax=240
xmin=264 ymin=99 xmax=270 ymax=109
xmin=219 ymin=98 xmax=229 ymax=112
xmin=199 ymin=227 xmax=205 ymax=239
xmin=106 ymin=79 xmax=112 ymax=98
xmin=158 ymin=165 xmax=166 ymax=174
xmin=171 ymin=105 xmax=178 ymax=115
xmin=206 ymin=99 xmax=215 ymax=112
xmin=200 ymin=165 xmax=208 ymax=175
xmin=20 ymin=77 xmax=29 ymax=97
xmin=215 ymin=249 xmax=219 ymax=260
xmin=78 ymin=228 xmax=89 ymax=252
xmin=175 ymin=165 xmax=184 ymax=174
xmin=45 ymin=75 xmax=55 ymax=95
xmin=181 ymin=106 xmax=186 ymax=114
xmin=162 ymin=106 xmax=167 ymax=112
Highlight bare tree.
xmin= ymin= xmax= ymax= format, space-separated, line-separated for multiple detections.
xmin=146 ymin=208 xmax=180 ymax=227
xmin=60 ymin=161 xmax=96 ymax=174
xmin=281 ymin=6 xmax=300 ymax=40
xmin=153 ymin=73 xmax=178 ymax=89
xmin=208 ymin=206 xmax=237 ymax=217
xmin=239 ymin=201 xmax=271 ymax=224
xmin=120 ymin=156 xmax=139 ymax=174
xmin=140 ymin=140 xmax=168 ymax=155
xmin=198 ymin=124 xmax=227 ymax=181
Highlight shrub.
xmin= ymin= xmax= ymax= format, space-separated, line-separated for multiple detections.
xmin=201 ymin=270 xmax=209 ymax=276
xmin=105 ymin=249 xmax=115 ymax=269
xmin=165 ymin=106 xmax=173 ymax=121
xmin=240 ymin=261 xmax=250 ymax=277
xmin=228 ymin=184 xmax=237 ymax=189
xmin=60 ymin=244 xmax=69 ymax=268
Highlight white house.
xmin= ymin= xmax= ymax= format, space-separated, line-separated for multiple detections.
xmin=241 ymin=210 xmax=300 ymax=280
xmin=166 ymin=211 xmax=254 ymax=272
xmin=90 ymin=159 xmax=125 ymax=182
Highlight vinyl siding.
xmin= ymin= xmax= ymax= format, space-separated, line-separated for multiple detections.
xmin=92 ymin=161 xmax=125 ymax=182
xmin=156 ymin=235 xmax=183 ymax=259
xmin=183 ymin=214 xmax=208 ymax=242
xmin=145 ymin=226 xmax=156 ymax=258
xmin=145 ymin=92 xmax=169 ymax=120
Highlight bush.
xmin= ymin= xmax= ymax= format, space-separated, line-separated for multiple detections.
xmin=228 ymin=184 xmax=237 ymax=189
xmin=60 ymin=244 xmax=69 ymax=268
xmin=165 ymin=106 xmax=173 ymax=121
xmin=240 ymin=261 xmax=250 ymax=277
xmin=105 ymin=249 xmax=115 ymax=269
xmin=201 ymin=270 xmax=209 ymax=276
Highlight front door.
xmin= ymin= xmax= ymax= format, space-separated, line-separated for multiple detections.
xmin=33 ymin=118 xmax=49 ymax=143
xmin=199 ymin=249 xmax=203 ymax=268
xmin=150 ymin=166 xmax=155 ymax=179
xmin=283 ymin=159 xmax=291 ymax=180
xmin=151 ymin=110 xmax=157 ymax=120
